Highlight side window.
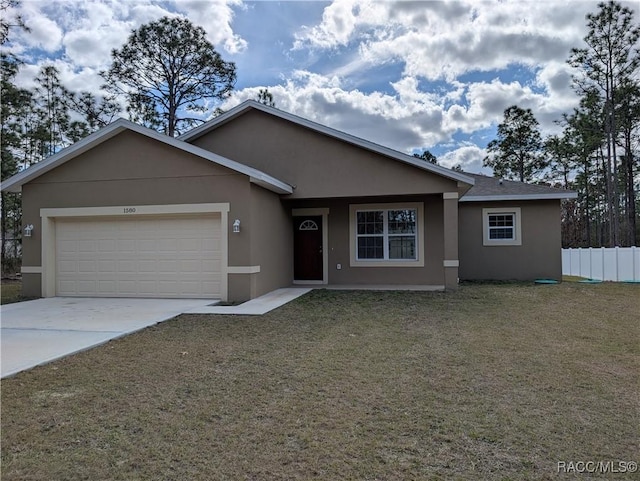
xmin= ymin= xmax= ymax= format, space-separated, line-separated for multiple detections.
xmin=483 ymin=208 xmax=522 ymax=246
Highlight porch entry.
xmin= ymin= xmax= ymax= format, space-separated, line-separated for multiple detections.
xmin=293 ymin=215 xmax=323 ymax=281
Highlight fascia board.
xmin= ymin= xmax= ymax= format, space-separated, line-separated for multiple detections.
xmin=460 ymin=192 xmax=579 ymax=202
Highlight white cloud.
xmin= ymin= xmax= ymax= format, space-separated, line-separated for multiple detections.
xmin=535 ymin=61 xmax=580 ymax=130
xmin=439 ymin=144 xmax=489 ymax=174
xmin=13 ymin=2 xmax=64 ymax=52
xmin=11 ymin=0 xmax=246 ymax=65
xmin=296 ymin=0 xmax=595 ymax=81
xmin=175 ymin=0 xmax=247 ymax=54
xmin=293 ymin=0 xmax=391 ymax=50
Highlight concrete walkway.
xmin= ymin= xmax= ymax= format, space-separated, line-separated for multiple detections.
xmin=185 ymin=288 xmax=313 ymax=315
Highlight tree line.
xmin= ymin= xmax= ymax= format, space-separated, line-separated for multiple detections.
xmin=484 ymin=1 xmax=639 ymax=248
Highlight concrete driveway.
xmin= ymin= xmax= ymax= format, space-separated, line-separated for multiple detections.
xmin=1 ymin=297 xmax=216 ymax=378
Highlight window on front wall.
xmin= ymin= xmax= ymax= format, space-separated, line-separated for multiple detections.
xmin=350 ymin=203 xmax=424 ymax=267
xmin=356 ymin=209 xmax=417 ymax=260
xmin=482 ymin=207 xmax=522 ymax=246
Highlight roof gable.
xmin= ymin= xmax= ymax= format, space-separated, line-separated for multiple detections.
xmin=179 ymin=100 xmax=475 ymax=188
xmin=188 ymin=107 xmax=464 ymax=199
xmin=1 ymin=119 xmax=293 ymax=195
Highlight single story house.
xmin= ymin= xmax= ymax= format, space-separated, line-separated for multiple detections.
xmin=1 ymin=100 xmax=576 ymax=301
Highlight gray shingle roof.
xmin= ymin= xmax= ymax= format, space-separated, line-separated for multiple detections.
xmin=459 ymin=173 xmax=577 ymax=201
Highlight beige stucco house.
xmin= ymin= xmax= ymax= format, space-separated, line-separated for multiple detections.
xmin=1 ymin=101 xmax=576 ymax=301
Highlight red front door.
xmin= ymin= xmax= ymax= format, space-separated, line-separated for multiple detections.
xmin=293 ymin=216 xmax=323 ymax=281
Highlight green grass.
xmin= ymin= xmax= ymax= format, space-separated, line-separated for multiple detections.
xmin=2 ymin=283 xmax=639 ymax=480
xmin=0 ymin=280 xmax=31 ymax=305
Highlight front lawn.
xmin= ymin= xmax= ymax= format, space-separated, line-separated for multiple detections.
xmin=1 ymin=280 xmax=23 ymax=304
xmin=1 ymin=280 xmax=37 ymax=305
xmin=2 ymin=283 xmax=638 ymax=480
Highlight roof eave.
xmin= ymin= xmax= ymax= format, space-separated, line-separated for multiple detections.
xmin=460 ymin=192 xmax=578 ymax=202
xmin=250 ymin=176 xmax=293 ymax=195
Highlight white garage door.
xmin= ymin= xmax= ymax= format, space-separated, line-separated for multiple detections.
xmin=56 ymin=215 xmax=222 ymax=298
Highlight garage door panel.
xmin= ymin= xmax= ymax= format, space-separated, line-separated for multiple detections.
xmin=98 ymin=281 xmax=116 ymax=294
xmin=77 ymin=281 xmax=97 ymax=294
xmin=78 ymin=260 xmax=95 ymax=273
xmin=118 ymin=239 xmax=135 ymax=251
xmin=158 ymin=239 xmax=178 ymax=251
xmin=97 ymin=260 xmax=115 ymax=272
xmin=56 ymin=215 xmax=221 ymax=298
xmin=98 ymin=239 xmax=116 ymax=251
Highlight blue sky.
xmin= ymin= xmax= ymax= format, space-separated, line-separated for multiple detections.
xmin=5 ymin=0 xmax=638 ymax=173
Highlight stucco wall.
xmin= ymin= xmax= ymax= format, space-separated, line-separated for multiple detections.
xmin=458 ymin=200 xmax=562 ymax=281
xmin=249 ymin=184 xmax=293 ymax=297
xmin=191 ymin=109 xmax=459 ymax=199
xmin=20 ymin=130 xmax=254 ymax=300
xmin=286 ymin=195 xmax=446 ymax=286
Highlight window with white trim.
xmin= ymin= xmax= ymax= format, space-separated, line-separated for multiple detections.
xmin=482 ymin=207 xmax=522 ymax=246
xmin=488 ymin=213 xmax=515 ymax=240
xmin=349 ymin=203 xmax=424 ymax=267
xmin=356 ymin=209 xmax=417 ymax=260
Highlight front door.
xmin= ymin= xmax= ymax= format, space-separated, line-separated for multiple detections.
xmin=293 ymin=216 xmax=323 ymax=281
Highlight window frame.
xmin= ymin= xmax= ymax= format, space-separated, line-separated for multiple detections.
xmin=349 ymin=202 xmax=424 ymax=267
xmin=482 ymin=207 xmax=522 ymax=246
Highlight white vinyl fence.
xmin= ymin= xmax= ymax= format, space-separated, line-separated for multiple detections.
xmin=562 ymin=247 xmax=640 ymax=281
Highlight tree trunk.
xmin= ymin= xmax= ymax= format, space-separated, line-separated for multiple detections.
xmin=584 ymin=158 xmax=592 ymax=247
xmin=625 ymin=143 xmax=637 ymax=246
xmin=1 ymin=192 xmax=7 ymax=275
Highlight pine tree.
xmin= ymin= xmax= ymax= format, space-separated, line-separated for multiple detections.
xmin=102 ymin=16 xmax=236 ymax=137
xmin=483 ymin=106 xmax=545 ymax=183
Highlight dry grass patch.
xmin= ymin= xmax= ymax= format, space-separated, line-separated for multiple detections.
xmin=2 ymin=283 xmax=639 ymax=480
xmin=1 ymin=280 xmax=26 ymax=305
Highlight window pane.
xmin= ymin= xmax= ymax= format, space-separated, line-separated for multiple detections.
xmin=388 ymin=209 xmax=416 ymax=234
xmin=489 ymin=214 xmax=514 ymax=227
xmin=489 ymin=227 xmax=514 ymax=239
xmin=357 ymin=236 xmax=384 ymax=259
xmin=357 ymin=211 xmax=383 ymax=235
xmin=388 ymin=236 xmax=416 ymax=259
xmin=488 ymin=214 xmax=515 ymax=239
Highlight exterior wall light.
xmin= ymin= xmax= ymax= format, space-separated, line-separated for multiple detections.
xmin=232 ymin=219 xmax=241 ymax=233
xmin=24 ymin=224 xmax=34 ymax=237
